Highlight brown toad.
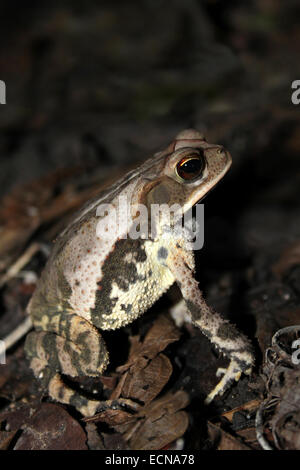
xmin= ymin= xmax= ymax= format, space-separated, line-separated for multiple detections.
xmin=24 ymin=129 xmax=254 ymax=416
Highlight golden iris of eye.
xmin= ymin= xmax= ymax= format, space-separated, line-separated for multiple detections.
xmin=176 ymin=155 xmax=205 ymax=181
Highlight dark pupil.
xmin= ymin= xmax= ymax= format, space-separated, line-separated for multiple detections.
xmin=178 ymin=157 xmax=204 ymax=180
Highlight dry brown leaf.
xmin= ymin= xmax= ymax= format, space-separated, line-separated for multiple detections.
xmin=235 ymin=428 xmax=260 ymax=450
xmin=0 ymin=168 xmax=81 ymax=271
xmin=0 ymin=430 xmax=18 ymax=450
xmin=221 ymin=399 xmax=261 ymax=423
xmin=0 ymin=346 xmax=38 ymax=402
xmin=13 ymin=403 xmax=88 ymax=450
xmin=85 ymin=423 xmax=105 ymax=450
xmin=0 ymin=165 xmax=123 ymax=273
xmin=121 ymin=353 xmax=173 ymax=405
xmin=130 ymin=410 xmax=188 ymax=450
xmin=207 ymin=422 xmax=251 ymax=450
xmin=85 ymin=408 xmax=136 ymax=427
xmin=271 ymin=370 xmax=300 ymax=450
xmin=117 ymin=313 xmax=181 ymax=374
xmin=272 ymin=240 xmax=300 ymax=278
xmin=89 ymin=314 xmax=188 ymax=449
xmin=136 ymin=389 xmax=190 ymax=421
xmin=117 ymin=390 xmax=190 ymax=450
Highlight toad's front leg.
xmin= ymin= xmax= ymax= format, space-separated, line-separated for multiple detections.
xmin=164 ymin=243 xmax=254 ymax=403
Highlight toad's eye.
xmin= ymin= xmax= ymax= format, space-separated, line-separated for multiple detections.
xmin=176 ymin=153 xmax=205 ymax=181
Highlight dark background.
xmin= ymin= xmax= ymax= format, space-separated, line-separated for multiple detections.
xmin=0 ymin=0 xmax=299 ymax=195
xmin=0 ymin=0 xmax=299 ymax=305
xmin=0 ymin=0 xmax=300 ymax=450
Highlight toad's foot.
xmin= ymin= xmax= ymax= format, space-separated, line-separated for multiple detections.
xmin=205 ymin=360 xmax=252 ymax=404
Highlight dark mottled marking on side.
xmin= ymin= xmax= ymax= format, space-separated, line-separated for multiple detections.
xmin=217 ymin=323 xmax=241 ymax=341
xmin=97 ymin=337 xmax=109 ymax=370
xmin=65 ymin=332 xmax=91 ymax=375
xmin=183 ymin=261 xmax=192 ymax=271
xmin=38 ymin=366 xmax=55 ymax=388
xmin=76 ymin=331 xmax=91 ymax=364
xmin=199 ymin=327 xmax=212 ymax=340
xmin=185 ymin=300 xmax=213 ymax=339
xmin=185 ymin=300 xmax=201 ymax=321
xmin=74 ymin=330 xmax=108 ymax=375
xmin=235 ymin=359 xmax=251 ymax=370
xmin=224 ymin=345 xmax=254 ymax=356
xmin=121 ymin=303 xmax=133 ymax=315
xmin=24 ymin=331 xmax=38 ymax=359
xmin=24 ymin=331 xmax=58 ymax=387
xmin=28 ymin=257 xmax=75 ymax=330
xmin=62 ymin=314 xmax=73 ymax=341
xmin=217 ymin=350 xmax=252 ymax=371
xmin=57 ymin=269 xmax=75 ymax=312
xmin=157 ymin=247 xmax=168 ymax=260
xmin=58 ymin=386 xmax=65 ymax=400
xmin=58 ymin=316 xmax=68 ymax=337
xmin=91 ymin=238 xmax=147 ymax=327
xmin=57 ymin=316 xmax=86 ymax=376
xmin=42 ymin=333 xmax=61 ymax=372
xmin=69 ymin=393 xmax=89 ymax=410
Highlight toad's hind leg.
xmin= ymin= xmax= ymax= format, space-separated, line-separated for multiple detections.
xmin=25 ymin=314 xmax=136 ymax=416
